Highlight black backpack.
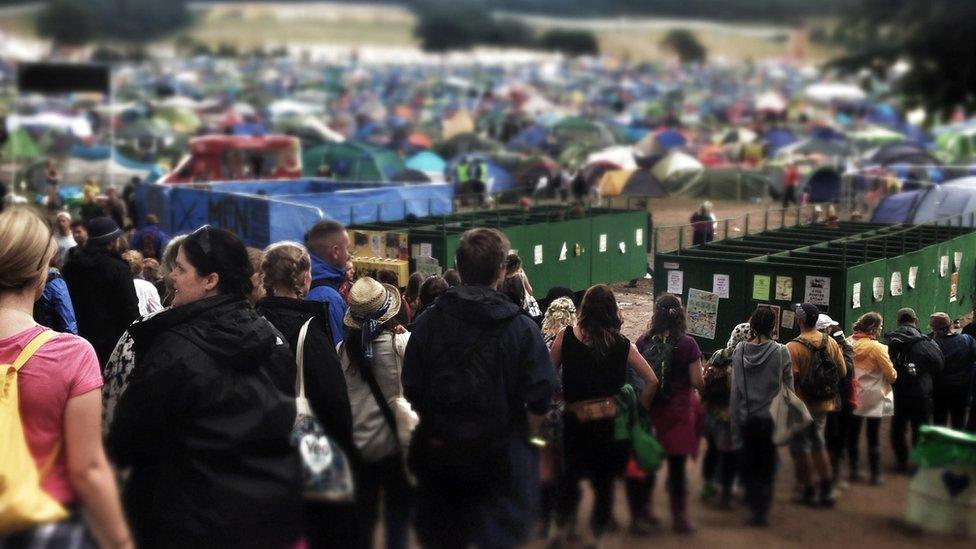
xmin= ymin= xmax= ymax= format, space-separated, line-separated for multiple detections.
xmin=886 ymin=330 xmax=944 ymax=398
xmin=641 ymin=334 xmax=675 ymax=405
xmin=793 ymin=334 xmax=841 ymax=401
xmin=408 ymin=307 xmax=516 ymax=492
xmin=702 ymin=349 xmax=732 ymax=407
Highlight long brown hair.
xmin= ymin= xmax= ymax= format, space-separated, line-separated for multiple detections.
xmin=646 ymin=293 xmax=687 ymax=340
xmin=853 ymin=312 xmax=883 ymax=337
xmin=577 ymin=284 xmax=623 ymax=355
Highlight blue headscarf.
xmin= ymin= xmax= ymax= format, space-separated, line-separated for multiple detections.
xmin=355 ymin=289 xmax=393 ymax=361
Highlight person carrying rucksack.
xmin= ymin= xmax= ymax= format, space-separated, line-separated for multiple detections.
xmin=929 ymin=312 xmax=976 ymax=431
xmin=402 ymin=228 xmax=558 ymax=548
xmin=637 ymin=293 xmax=705 ymax=534
xmin=786 ymin=303 xmax=847 ymax=506
xmin=884 ymin=308 xmax=943 ymax=473
xmin=848 ymin=312 xmax=897 ymax=486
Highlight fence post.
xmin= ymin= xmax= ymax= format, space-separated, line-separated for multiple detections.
xmin=745 ymin=213 xmax=750 ymax=236
xmin=653 ymin=228 xmax=659 ymax=257
xmin=679 ymin=226 xmax=684 ymax=250
xmin=796 ymin=206 xmax=801 ymax=226
xmin=764 ymin=209 xmax=769 ymax=232
xmin=781 ymin=206 xmax=786 ymax=229
xmin=428 ymin=197 xmax=432 ymax=217
xmin=724 ymin=218 xmax=730 ymax=241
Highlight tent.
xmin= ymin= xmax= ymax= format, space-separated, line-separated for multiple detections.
xmin=442 ymin=110 xmax=476 ymax=140
xmin=550 ymin=117 xmax=616 ymax=149
xmin=302 ymin=141 xmax=405 ymax=182
xmin=3 ymin=129 xmax=40 ymax=159
xmin=862 ymin=142 xmax=939 ymax=166
xmin=506 ymin=125 xmax=552 ymax=152
xmin=849 ymin=126 xmax=907 ymax=148
xmin=804 ymin=83 xmax=866 ymax=104
xmin=762 ymin=128 xmax=798 ymax=155
xmin=651 ymin=151 xmax=703 ymax=182
xmin=910 ymin=185 xmax=976 ymax=225
xmin=870 ymin=190 xmax=925 ymax=223
xmin=434 ymin=132 xmax=502 ymax=160
xmin=391 ymin=168 xmax=432 ymax=183
xmin=775 ymin=138 xmax=850 ymax=161
xmin=598 ymin=169 xmax=666 ymax=197
xmin=804 ymin=167 xmax=843 ymax=203
xmin=405 ymin=151 xmax=447 ymax=176
xmin=667 ymin=168 xmax=770 ymax=201
xmin=586 ymin=146 xmax=638 ymax=171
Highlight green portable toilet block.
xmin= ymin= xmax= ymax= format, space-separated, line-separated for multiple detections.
xmin=654 ymin=217 xmax=976 ymax=354
xmin=906 ymin=426 xmax=976 ymax=537
xmin=351 ymin=205 xmax=649 ymax=297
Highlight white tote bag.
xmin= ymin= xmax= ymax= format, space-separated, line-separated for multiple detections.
xmin=770 ymin=361 xmax=813 ymax=446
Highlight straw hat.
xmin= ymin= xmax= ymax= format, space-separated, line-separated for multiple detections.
xmin=344 ymin=277 xmax=401 ymax=329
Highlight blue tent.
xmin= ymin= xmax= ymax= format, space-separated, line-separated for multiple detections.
xmin=804 ymin=167 xmax=843 ymax=203
xmin=655 ymin=129 xmax=687 ymax=150
xmin=405 ymin=151 xmax=447 ymax=174
xmin=231 ymin=123 xmax=267 ymax=136
xmin=867 ymin=103 xmax=899 ymax=126
xmin=911 ymin=185 xmax=976 ymax=225
xmin=763 ymin=128 xmax=798 ymax=155
xmin=870 ymin=190 xmax=924 ymax=223
xmin=507 ymin=126 xmax=551 ymax=151
xmin=809 ymin=126 xmax=847 ymax=142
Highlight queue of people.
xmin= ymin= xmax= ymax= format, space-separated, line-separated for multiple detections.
xmin=4 ymin=203 xmax=976 ymax=548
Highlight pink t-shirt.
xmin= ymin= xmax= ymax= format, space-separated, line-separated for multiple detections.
xmin=2 ymin=325 xmax=103 ymax=504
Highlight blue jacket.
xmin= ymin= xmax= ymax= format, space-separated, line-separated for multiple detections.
xmin=38 ymin=269 xmax=78 ymax=334
xmin=130 ymin=224 xmax=171 ymax=260
xmin=306 ymin=253 xmax=347 ymax=346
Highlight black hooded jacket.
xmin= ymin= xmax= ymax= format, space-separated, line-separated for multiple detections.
xmin=62 ymin=245 xmax=140 ymax=366
xmin=256 ymin=295 xmax=357 ymax=462
xmin=108 ymin=295 xmax=302 ymax=549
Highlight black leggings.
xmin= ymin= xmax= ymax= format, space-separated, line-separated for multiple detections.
xmin=556 ymin=468 xmax=616 ymax=535
xmin=702 ymin=439 xmax=737 ymax=494
xmin=848 ymin=416 xmax=881 ymax=469
xmin=624 ymin=455 xmax=689 ymax=519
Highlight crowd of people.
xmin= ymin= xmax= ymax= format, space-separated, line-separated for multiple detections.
xmin=3 ymin=203 xmax=976 ymax=549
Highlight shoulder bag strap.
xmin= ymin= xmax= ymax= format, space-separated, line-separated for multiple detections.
xmin=295 ymin=318 xmax=314 ymax=415
xmin=358 ymin=340 xmax=403 ymax=451
xmin=12 ymin=329 xmax=61 ymax=479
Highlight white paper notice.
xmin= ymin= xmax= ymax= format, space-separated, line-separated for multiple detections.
xmin=419 ymin=242 xmax=432 ymax=258
xmin=663 ymin=262 xmax=679 ymax=270
xmin=713 ymin=274 xmax=730 ymax=299
xmin=908 ymin=266 xmax=918 ymax=289
xmin=559 ymin=242 xmax=567 ymax=261
xmin=599 ymin=234 xmax=607 ymax=252
xmin=804 ymin=276 xmax=830 ymax=306
xmin=534 ymin=244 xmax=543 ymax=265
xmin=852 ymin=282 xmax=862 ymax=309
xmin=873 ymin=277 xmax=884 ymax=302
xmin=635 ymin=229 xmax=644 ymax=246
xmin=781 ymin=309 xmax=796 ymax=329
xmin=618 ymin=242 xmax=626 ymax=254
xmin=667 ymin=271 xmax=683 ymax=295
xmin=955 ymin=251 xmax=963 ymax=270
xmin=940 ymin=256 xmax=949 ymax=277
xmin=890 ymin=272 xmax=903 ymax=297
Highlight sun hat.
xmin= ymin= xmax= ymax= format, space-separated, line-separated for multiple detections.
xmin=344 ymin=277 xmax=402 ymax=330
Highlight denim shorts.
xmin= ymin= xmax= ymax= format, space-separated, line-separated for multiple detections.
xmin=789 ymin=411 xmax=828 ymax=454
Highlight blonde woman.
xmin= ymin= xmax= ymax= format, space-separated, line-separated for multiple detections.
xmin=536 ymin=296 xmax=577 ymax=538
xmin=849 ymin=312 xmax=897 ymax=485
xmin=0 ymin=208 xmax=131 ymax=548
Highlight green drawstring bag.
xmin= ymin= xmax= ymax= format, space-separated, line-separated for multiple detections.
xmin=614 ymin=384 xmax=664 ymax=472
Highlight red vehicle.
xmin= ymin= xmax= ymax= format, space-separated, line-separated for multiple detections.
xmin=160 ymin=135 xmax=302 ymax=184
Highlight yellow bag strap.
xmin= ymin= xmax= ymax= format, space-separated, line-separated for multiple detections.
xmin=8 ymin=329 xmax=61 ymax=480
xmin=11 ymin=329 xmax=57 ymax=372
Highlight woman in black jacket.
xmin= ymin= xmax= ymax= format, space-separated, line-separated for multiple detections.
xmin=108 ymin=226 xmax=302 ymax=549
xmin=256 ymin=241 xmax=361 ymax=549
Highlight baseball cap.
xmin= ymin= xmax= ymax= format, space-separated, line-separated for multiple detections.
xmin=815 ymin=313 xmax=836 ymax=331
xmin=795 ymin=303 xmax=820 ymax=328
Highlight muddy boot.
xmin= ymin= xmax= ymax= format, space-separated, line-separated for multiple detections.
xmin=869 ymin=449 xmax=884 ymax=486
xmin=670 ymin=490 xmax=695 ymax=534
